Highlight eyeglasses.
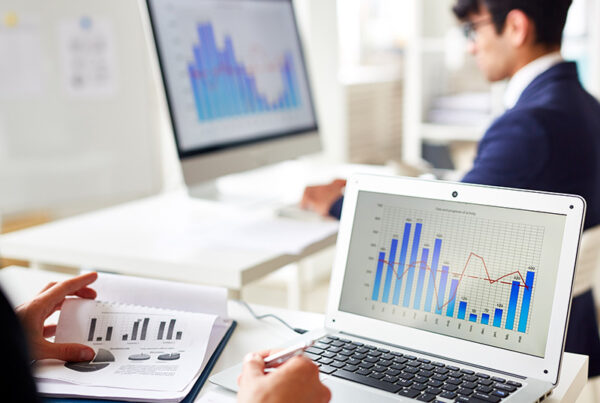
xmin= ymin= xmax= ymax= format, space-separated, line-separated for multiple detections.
xmin=461 ymin=18 xmax=493 ymax=41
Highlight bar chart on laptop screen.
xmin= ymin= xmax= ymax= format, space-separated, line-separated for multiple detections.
xmin=339 ymin=191 xmax=566 ymax=357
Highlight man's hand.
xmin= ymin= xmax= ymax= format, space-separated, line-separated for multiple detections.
xmin=301 ymin=179 xmax=346 ymax=216
xmin=237 ymin=351 xmax=331 ymax=403
xmin=15 ymin=272 xmax=98 ymax=362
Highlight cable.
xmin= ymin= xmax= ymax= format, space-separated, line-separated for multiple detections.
xmin=235 ymin=300 xmax=307 ymax=334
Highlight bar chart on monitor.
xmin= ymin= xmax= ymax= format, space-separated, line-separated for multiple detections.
xmin=367 ymin=203 xmax=543 ymax=335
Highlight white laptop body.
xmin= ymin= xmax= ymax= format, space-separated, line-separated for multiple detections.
xmin=212 ymin=175 xmax=585 ymax=402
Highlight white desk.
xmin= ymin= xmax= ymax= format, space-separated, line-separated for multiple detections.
xmin=0 ymin=266 xmax=589 ymax=402
xmin=0 ymin=161 xmax=394 ymax=298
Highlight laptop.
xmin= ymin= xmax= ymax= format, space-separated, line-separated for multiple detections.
xmin=211 ymin=174 xmax=585 ymax=402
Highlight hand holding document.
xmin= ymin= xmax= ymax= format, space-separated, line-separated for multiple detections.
xmin=33 ymin=273 xmax=233 ymax=402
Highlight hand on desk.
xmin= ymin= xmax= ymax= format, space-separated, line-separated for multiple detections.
xmin=301 ymin=179 xmax=346 ymax=217
xmin=237 ymin=351 xmax=331 ymax=403
xmin=15 ymin=272 xmax=98 ymax=362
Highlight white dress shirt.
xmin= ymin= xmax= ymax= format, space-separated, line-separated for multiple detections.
xmin=503 ymin=51 xmax=564 ymax=109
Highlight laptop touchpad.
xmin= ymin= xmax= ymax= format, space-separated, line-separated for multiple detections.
xmin=322 ymin=378 xmax=406 ymax=402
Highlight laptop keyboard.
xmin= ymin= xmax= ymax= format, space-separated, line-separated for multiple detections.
xmin=306 ymin=336 xmax=523 ymax=402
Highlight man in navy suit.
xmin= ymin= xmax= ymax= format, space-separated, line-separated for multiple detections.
xmin=302 ymin=0 xmax=600 ymax=376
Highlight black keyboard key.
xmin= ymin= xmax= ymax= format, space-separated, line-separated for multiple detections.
xmin=356 ymin=347 xmax=369 ymax=354
xmin=476 ymin=386 xmax=493 ymax=394
xmin=411 ymin=383 xmax=427 ymax=391
xmin=428 ymin=379 xmax=443 ymax=388
xmin=339 ymin=349 xmax=354 ymax=356
xmin=328 ymin=346 xmax=342 ymax=353
xmin=416 ymin=393 xmax=436 ymax=402
xmin=418 ymin=370 xmax=434 ymax=378
xmin=306 ymin=347 xmax=323 ymax=355
xmin=463 ymin=381 xmax=478 ymax=389
xmin=407 ymin=360 xmax=422 ymax=367
xmin=344 ymin=344 xmax=357 ymax=350
xmin=386 ymin=369 xmax=401 ymax=376
xmin=343 ymin=364 xmax=358 ymax=372
xmin=442 ymin=383 xmax=458 ymax=392
xmin=398 ymin=389 xmax=421 ymax=398
xmin=414 ymin=376 xmax=429 ymax=384
xmin=439 ymin=391 xmax=457 ymax=399
xmin=400 ymin=372 xmax=415 ymax=380
xmin=391 ymin=363 xmax=406 ymax=371
xmin=473 ymin=392 xmax=501 ymax=402
xmin=421 ymin=364 xmax=435 ymax=371
xmin=304 ymin=352 xmax=321 ymax=361
xmin=455 ymin=397 xmax=470 ymax=402
xmin=418 ymin=358 xmax=431 ymax=364
xmin=461 ymin=369 xmax=475 ymax=375
xmin=491 ymin=389 xmax=510 ymax=398
xmin=314 ymin=342 xmax=330 ymax=350
xmin=404 ymin=355 xmax=417 ymax=360
xmin=494 ymin=383 xmax=516 ymax=392
xmin=369 ymin=372 xmax=385 ymax=380
xmin=378 ymin=359 xmax=393 ymax=367
xmin=339 ymin=338 xmax=351 ymax=343
xmin=382 ymin=353 xmax=395 ymax=360
xmin=364 ymin=356 xmax=379 ymax=363
xmin=404 ymin=367 xmax=419 ymax=374
xmin=318 ymin=365 xmax=336 ymax=374
xmin=457 ymin=387 xmax=474 ymax=396
xmin=347 ymin=358 xmax=361 ymax=366
xmin=334 ymin=355 xmax=348 ymax=362
xmin=432 ymin=374 xmax=447 ymax=382
xmin=478 ymin=379 xmax=494 ymax=386
xmin=491 ymin=377 xmax=506 ymax=383
xmin=331 ymin=370 xmax=402 ymax=393
xmin=319 ymin=358 xmax=333 ymax=365
xmin=352 ymin=353 xmax=367 ymax=360
xmin=449 ymin=371 xmax=463 ymax=378
xmin=383 ymin=375 xmax=399 ymax=383
xmin=446 ymin=365 xmax=459 ymax=371
xmin=351 ymin=341 xmax=364 ymax=346
xmin=391 ymin=351 xmax=403 ymax=357
xmin=327 ymin=335 xmax=340 ymax=340
xmin=394 ymin=357 xmax=408 ymax=364
xmin=373 ymin=365 xmax=387 ymax=372
xmin=321 ymin=351 xmax=336 ymax=359
xmin=356 ymin=368 xmax=371 ymax=376
xmin=318 ymin=338 xmax=332 ymax=344
xmin=464 ymin=375 xmax=478 ymax=382
xmin=432 ymin=362 xmax=445 ymax=367
xmin=377 ymin=348 xmax=390 ymax=353
xmin=331 ymin=341 xmax=344 ymax=347
xmin=434 ymin=367 xmax=449 ymax=375
xmin=476 ymin=373 xmax=491 ymax=379
xmin=369 ymin=350 xmax=382 ymax=358
xmin=506 ymin=380 xmax=522 ymax=388
xmin=426 ymin=387 xmax=442 ymax=395
xmin=446 ymin=377 xmax=462 ymax=385
xmin=358 ymin=362 xmax=374 ymax=369
xmin=330 ymin=361 xmax=345 ymax=368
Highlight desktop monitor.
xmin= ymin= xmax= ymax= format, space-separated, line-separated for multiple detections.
xmin=144 ymin=0 xmax=320 ymax=191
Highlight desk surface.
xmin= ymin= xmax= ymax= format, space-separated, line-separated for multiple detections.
xmin=0 ymin=161 xmax=396 ymax=291
xmin=0 ymin=266 xmax=589 ymax=402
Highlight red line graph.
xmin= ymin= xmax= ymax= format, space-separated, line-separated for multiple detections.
xmin=379 ymin=252 xmax=530 ymax=311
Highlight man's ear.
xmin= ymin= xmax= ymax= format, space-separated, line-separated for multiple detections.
xmin=503 ymin=9 xmax=533 ymax=48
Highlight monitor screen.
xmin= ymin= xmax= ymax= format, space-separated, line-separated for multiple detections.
xmin=147 ymin=0 xmax=318 ymax=159
xmin=338 ymin=190 xmax=567 ymax=358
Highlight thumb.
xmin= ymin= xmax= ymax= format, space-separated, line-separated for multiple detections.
xmin=40 ymin=341 xmax=95 ymax=362
xmin=240 ymin=353 xmax=265 ymax=382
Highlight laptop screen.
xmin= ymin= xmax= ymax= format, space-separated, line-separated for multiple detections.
xmin=338 ymin=190 xmax=567 ymax=358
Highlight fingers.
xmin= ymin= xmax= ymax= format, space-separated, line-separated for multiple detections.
xmin=38 ymin=272 xmax=98 ymax=310
xmin=43 ymin=324 xmax=57 ymax=338
xmin=74 ymin=286 xmax=97 ymax=300
xmin=39 ymin=282 xmax=57 ymax=294
xmin=238 ymin=353 xmax=266 ymax=386
xmin=37 ymin=341 xmax=95 ymax=362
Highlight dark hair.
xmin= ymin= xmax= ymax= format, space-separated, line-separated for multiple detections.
xmin=452 ymin=0 xmax=572 ymax=46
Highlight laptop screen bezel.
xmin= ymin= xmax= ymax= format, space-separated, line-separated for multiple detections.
xmin=325 ymin=174 xmax=585 ymax=384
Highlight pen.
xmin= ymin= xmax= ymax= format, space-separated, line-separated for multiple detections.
xmin=263 ymin=338 xmax=317 ymax=368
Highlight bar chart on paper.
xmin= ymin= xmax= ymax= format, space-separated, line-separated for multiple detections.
xmin=368 ymin=204 xmax=543 ymax=335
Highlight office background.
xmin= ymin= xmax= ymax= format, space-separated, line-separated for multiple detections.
xmin=1 ymin=0 xmax=600 ymax=399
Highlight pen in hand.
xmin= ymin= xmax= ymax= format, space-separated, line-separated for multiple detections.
xmin=263 ymin=339 xmax=317 ymax=369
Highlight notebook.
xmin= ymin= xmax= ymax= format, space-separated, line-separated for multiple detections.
xmin=34 ymin=273 xmax=235 ymax=402
xmin=211 ymin=174 xmax=585 ymax=402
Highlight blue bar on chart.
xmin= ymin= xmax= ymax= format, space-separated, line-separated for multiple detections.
xmin=371 ymin=252 xmax=386 ymax=301
xmin=458 ymin=301 xmax=467 ymax=320
xmin=392 ymin=223 xmax=412 ymax=305
xmin=403 ymin=223 xmax=422 ymax=307
xmin=424 ymin=239 xmax=443 ymax=312
xmin=435 ymin=266 xmax=449 ymax=315
xmin=481 ymin=313 xmax=490 ymax=325
xmin=517 ymin=271 xmax=535 ymax=333
xmin=493 ymin=308 xmax=503 ymax=328
xmin=382 ymin=239 xmax=398 ymax=303
xmin=188 ymin=23 xmax=301 ymax=122
xmin=413 ymin=248 xmax=430 ymax=309
xmin=469 ymin=314 xmax=477 ymax=322
xmin=506 ymin=281 xmax=521 ymax=330
xmin=446 ymin=279 xmax=459 ymax=317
